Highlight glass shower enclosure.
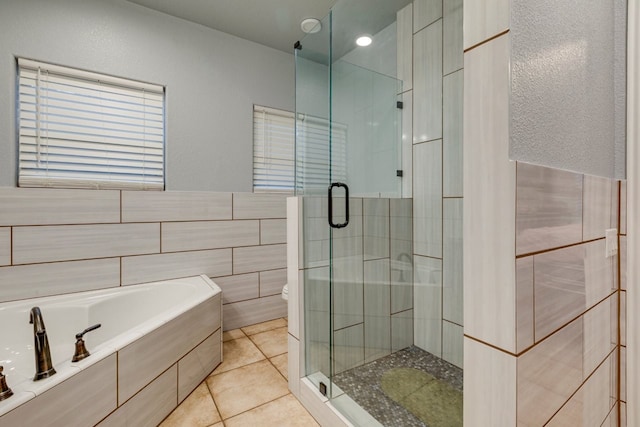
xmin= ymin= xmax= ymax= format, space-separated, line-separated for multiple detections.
xmin=294 ymin=1 xmax=413 ymax=423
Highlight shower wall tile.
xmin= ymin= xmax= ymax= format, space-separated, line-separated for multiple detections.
xmin=443 ymin=0 xmax=463 ymax=75
xmin=122 ymin=249 xmax=232 ymax=285
xmin=161 ymin=220 xmax=259 ymax=252
xmin=212 ymin=272 xmax=259 ymax=304
xmin=331 ymin=198 xmax=363 ymax=260
xmin=363 ymin=198 xmax=389 ymax=260
xmin=233 ymin=193 xmax=287 ymax=219
xmin=517 ymin=319 xmax=583 ymax=426
xmin=0 ymin=228 xmax=9 ymax=266
xmin=391 ymin=310 xmax=414 ymax=352
xmin=583 ymin=296 xmax=616 ymax=377
xmin=260 ymin=219 xmax=287 ymax=245
xmin=303 ymin=266 xmax=331 ymax=377
xmin=397 ymin=4 xmax=413 ymax=92
xmin=223 ymin=294 xmax=287 ymax=331
xmin=534 ymin=240 xmax=614 ymax=341
xmin=334 ymin=324 xmax=365 ymax=374
xmin=516 ymin=163 xmax=583 ymax=256
xmin=463 ymin=0 xmax=510 ymax=50
xmin=516 ymin=256 xmax=534 ymax=352
xmin=122 ymin=191 xmax=231 ymax=222
xmin=443 ymin=70 xmax=463 ymax=197
xmin=621 ymin=290 xmax=626 ymax=346
xmin=620 ymin=236 xmax=627 ymax=290
xmin=443 ymin=320 xmax=463 ymax=368
xmin=413 ymin=20 xmax=442 ymax=143
xmin=332 ymin=255 xmax=364 ymax=330
xmin=620 ymin=180 xmax=627 ymax=234
xmin=621 ymin=346 xmax=626 ymax=402
xmin=583 ymin=175 xmax=616 ymax=240
xmin=391 ymin=256 xmax=413 ymax=314
xmin=233 ymin=244 xmax=287 ymax=274
xmin=0 ymin=187 xmax=120 ymax=226
xmin=622 ymin=402 xmax=627 ymax=427
xmin=0 ymin=258 xmax=120 ymax=302
xmin=413 ymin=0 xmax=442 ymax=33
xmin=364 ymin=259 xmax=391 ymax=363
xmin=414 ymin=255 xmax=442 ymax=356
xmin=464 ymin=33 xmax=515 ymax=351
xmin=413 ymin=141 xmax=442 ymax=258
xmin=259 ymin=268 xmax=286 ymax=297
xmin=401 ymin=91 xmax=413 ymax=197
xmin=545 ymin=352 xmax=616 ymax=427
xmin=464 ymin=338 xmax=516 ymax=426
xmin=443 ymin=199 xmax=463 ymax=325
xmin=13 ymin=223 xmax=159 ymax=264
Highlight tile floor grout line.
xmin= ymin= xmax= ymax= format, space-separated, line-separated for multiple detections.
xmin=221 ymin=392 xmax=294 ymax=423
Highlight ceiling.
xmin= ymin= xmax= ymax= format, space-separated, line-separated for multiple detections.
xmin=126 ymin=0 xmax=338 ymax=53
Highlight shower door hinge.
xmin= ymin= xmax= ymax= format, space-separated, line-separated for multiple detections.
xmin=396 ymin=101 xmax=403 ymax=109
xmin=294 ymin=41 xmax=302 ymax=50
xmin=397 ymin=170 xmax=403 ymax=177
xmin=319 ymin=382 xmax=327 ymax=396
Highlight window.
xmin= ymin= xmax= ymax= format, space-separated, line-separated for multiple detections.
xmin=252 ymin=105 xmax=347 ymax=193
xmin=17 ymin=58 xmax=165 ymax=190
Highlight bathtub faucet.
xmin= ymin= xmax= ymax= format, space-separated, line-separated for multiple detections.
xmin=29 ymin=307 xmax=56 ymax=381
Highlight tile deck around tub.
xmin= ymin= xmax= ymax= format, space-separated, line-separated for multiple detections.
xmin=160 ymin=317 xmax=319 ymax=427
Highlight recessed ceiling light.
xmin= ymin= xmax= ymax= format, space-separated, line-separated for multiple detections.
xmin=356 ymin=35 xmax=373 ymax=47
xmin=301 ymin=18 xmax=322 ymax=34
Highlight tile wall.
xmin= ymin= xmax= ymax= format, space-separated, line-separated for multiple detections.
xmin=0 ymin=188 xmax=287 ymax=330
xmin=463 ymin=4 xmax=625 ymax=425
xmin=399 ymin=0 xmax=464 ymax=368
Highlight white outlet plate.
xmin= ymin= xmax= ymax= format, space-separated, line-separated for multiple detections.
xmin=605 ymin=228 xmax=618 ymax=258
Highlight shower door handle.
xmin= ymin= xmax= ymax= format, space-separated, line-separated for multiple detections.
xmin=328 ymin=182 xmax=349 ymax=229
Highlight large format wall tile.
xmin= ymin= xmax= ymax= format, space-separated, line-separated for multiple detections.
xmin=620 ymin=180 xmax=627 ymax=234
xmin=516 ymin=162 xmax=583 ymax=256
xmin=391 ymin=199 xmax=413 ymax=314
xmin=516 ymin=256 xmax=534 ymax=352
xmin=583 ymin=296 xmax=616 ymax=377
xmin=413 ymin=20 xmax=442 ymax=143
xmin=534 ymin=240 xmax=614 ymax=341
xmin=233 ymin=244 xmax=286 ymax=274
xmin=464 ymin=338 xmax=516 ymax=426
xmin=464 ymin=33 xmax=515 ymax=351
xmin=414 ymin=255 xmax=442 ymax=356
xmin=443 ymin=199 xmax=463 ymax=325
xmin=401 ymin=91 xmax=413 ymax=197
xmin=583 ymin=175 xmax=617 ymax=240
xmin=517 ymin=319 xmax=583 ymax=426
xmin=162 ymin=220 xmax=259 ymax=252
xmin=443 ymin=70 xmax=463 ymax=197
xmin=443 ymin=320 xmax=463 ymax=368
xmin=122 ymin=249 xmax=232 ymax=285
xmin=621 ymin=290 xmax=626 ymax=346
xmin=259 ymin=268 xmax=287 ymax=297
xmin=332 ymin=254 xmax=364 ymax=330
xmin=223 ymin=294 xmax=287 ymax=331
xmin=122 ymin=191 xmax=232 ymax=222
xmin=363 ymin=198 xmax=389 ymax=260
xmin=392 ymin=310 xmax=414 ymax=352
xmin=0 ymin=258 xmax=120 ymax=302
xmin=178 ymin=329 xmax=222 ymax=403
xmin=364 ymin=259 xmax=391 ymax=363
xmin=620 ymin=236 xmax=627 ymax=290
xmin=13 ymin=223 xmax=159 ymax=264
xmin=233 ymin=193 xmax=287 ymax=219
xmin=443 ymin=0 xmax=463 ymax=75
xmin=213 ymin=272 xmax=259 ymax=304
xmin=0 ymin=188 xmax=120 ymax=226
xmin=413 ymin=141 xmax=442 ymax=258
xmin=333 ymin=323 xmax=364 ymax=374
xmin=413 ymin=0 xmax=442 ymax=33
xmin=0 ymin=227 xmax=9 ymax=266
xmin=260 ymin=219 xmax=287 ymax=244
xmin=463 ymin=0 xmax=509 ymax=49
xmin=397 ymin=4 xmax=413 ymax=92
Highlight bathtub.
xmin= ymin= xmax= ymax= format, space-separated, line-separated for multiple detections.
xmin=0 ymin=275 xmax=222 ymax=426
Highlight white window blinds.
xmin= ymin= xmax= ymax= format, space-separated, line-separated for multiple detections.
xmin=253 ymin=105 xmax=347 ymax=194
xmin=17 ymin=58 xmax=165 ymax=190
xmin=253 ymin=105 xmax=295 ymax=193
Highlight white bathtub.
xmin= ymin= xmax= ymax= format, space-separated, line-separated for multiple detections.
xmin=0 ymin=275 xmax=222 ymax=426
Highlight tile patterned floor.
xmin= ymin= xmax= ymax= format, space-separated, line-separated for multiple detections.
xmin=160 ymin=317 xmax=319 ymax=427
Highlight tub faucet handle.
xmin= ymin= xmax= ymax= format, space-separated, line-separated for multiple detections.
xmin=72 ymin=323 xmax=101 ymax=362
xmin=0 ymin=366 xmax=13 ymax=401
